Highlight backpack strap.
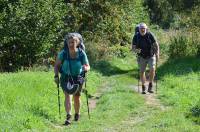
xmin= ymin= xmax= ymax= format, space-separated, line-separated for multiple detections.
xmin=62 ymin=48 xmax=84 ymax=64
xmin=146 ymin=32 xmax=152 ymax=45
xmin=78 ymin=48 xmax=85 ymax=65
xmin=135 ymin=32 xmax=155 ymax=58
xmin=136 ymin=32 xmax=140 ymax=49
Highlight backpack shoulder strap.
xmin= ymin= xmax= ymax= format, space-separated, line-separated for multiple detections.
xmin=62 ymin=48 xmax=84 ymax=65
xmin=136 ymin=33 xmax=140 ymax=48
xmin=78 ymin=48 xmax=84 ymax=65
xmin=61 ymin=49 xmax=69 ymax=65
xmin=59 ymin=50 xmax=68 ymax=73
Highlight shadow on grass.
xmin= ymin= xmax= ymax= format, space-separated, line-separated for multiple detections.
xmin=92 ymin=60 xmax=133 ymax=76
xmin=92 ymin=59 xmax=158 ymax=80
xmin=186 ymin=100 xmax=200 ymax=125
xmin=157 ymin=56 xmax=200 ymax=79
xmin=128 ymin=68 xmax=140 ymax=80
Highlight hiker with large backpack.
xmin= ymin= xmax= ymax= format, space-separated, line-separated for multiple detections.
xmin=54 ymin=33 xmax=90 ymax=125
xmin=132 ymin=23 xmax=159 ymax=94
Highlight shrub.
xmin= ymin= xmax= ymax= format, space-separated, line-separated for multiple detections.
xmin=0 ymin=0 xmax=66 ymax=71
xmin=169 ymin=32 xmax=199 ymax=58
xmin=186 ymin=100 xmax=200 ymax=124
xmin=108 ymin=45 xmax=130 ymax=58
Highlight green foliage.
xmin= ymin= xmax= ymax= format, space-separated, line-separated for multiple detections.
xmin=64 ymin=0 xmax=149 ymax=62
xmin=168 ymin=30 xmax=199 ymax=58
xmin=1 ymin=52 xmax=200 ymax=130
xmin=142 ymin=56 xmax=200 ymax=131
xmin=108 ymin=45 xmax=130 ymax=58
xmin=144 ymin=0 xmax=200 ymax=28
xmin=64 ymin=0 xmax=149 ymax=45
xmin=186 ymin=100 xmax=200 ymax=124
xmin=169 ymin=36 xmax=192 ymax=58
xmin=0 ymin=0 xmax=66 ymax=71
xmin=143 ymin=0 xmax=173 ymax=28
xmin=0 ymin=0 xmax=149 ymax=71
xmin=0 ymin=57 xmax=145 ymax=131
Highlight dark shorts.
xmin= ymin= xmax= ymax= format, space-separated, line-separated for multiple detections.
xmin=60 ymin=75 xmax=84 ymax=96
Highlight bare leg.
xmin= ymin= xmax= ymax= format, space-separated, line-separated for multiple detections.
xmin=140 ymin=71 xmax=146 ymax=94
xmin=148 ymin=67 xmax=155 ymax=93
xmin=64 ymin=92 xmax=71 ymax=115
xmin=73 ymin=95 xmax=81 ymax=114
xmin=140 ymin=71 xmax=146 ymax=86
xmin=73 ymin=95 xmax=81 ymax=121
xmin=149 ymin=67 xmax=155 ymax=83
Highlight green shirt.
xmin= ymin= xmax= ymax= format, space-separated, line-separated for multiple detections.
xmin=58 ymin=49 xmax=89 ymax=76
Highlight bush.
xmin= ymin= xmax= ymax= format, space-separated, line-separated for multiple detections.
xmin=169 ymin=32 xmax=199 ymax=58
xmin=186 ymin=100 xmax=200 ymax=124
xmin=144 ymin=0 xmax=200 ymax=28
xmin=0 ymin=0 xmax=66 ymax=71
xmin=85 ymin=37 xmax=110 ymax=64
xmin=0 ymin=0 xmax=149 ymax=71
xmin=108 ymin=45 xmax=130 ymax=58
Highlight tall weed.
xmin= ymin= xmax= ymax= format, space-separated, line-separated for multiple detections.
xmin=169 ymin=29 xmax=199 ymax=58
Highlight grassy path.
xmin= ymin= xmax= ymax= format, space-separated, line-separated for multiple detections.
xmin=101 ymin=73 xmax=168 ymax=132
xmin=90 ymin=56 xmax=200 ymax=132
xmin=0 ymin=56 xmax=199 ymax=131
xmin=106 ymin=84 xmax=168 ymax=132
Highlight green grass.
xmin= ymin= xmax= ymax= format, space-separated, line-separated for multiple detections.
xmin=1 ymin=54 xmax=200 ymax=131
xmin=0 ymin=54 xmax=145 ymax=131
xmin=127 ymin=56 xmax=200 ymax=131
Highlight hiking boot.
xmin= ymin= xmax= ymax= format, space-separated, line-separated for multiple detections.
xmin=74 ymin=113 xmax=80 ymax=121
xmin=64 ymin=120 xmax=71 ymax=125
xmin=148 ymin=82 xmax=154 ymax=93
xmin=63 ymin=114 xmax=71 ymax=126
xmin=142 ymin=85 xmax=146 ymax=94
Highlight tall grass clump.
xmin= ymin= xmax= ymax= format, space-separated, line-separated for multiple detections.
xmin=187 ymin=100 xmax=200 ymax=125
xmin=169 ymin=29 xmax=200 ymax=58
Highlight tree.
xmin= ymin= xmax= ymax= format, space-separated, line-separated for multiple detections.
xmin=0 ymin=0 xmax=66 ymax=71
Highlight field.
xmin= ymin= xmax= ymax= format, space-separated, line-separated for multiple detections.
xmin=0 ymin=54 xmax=200 ymax=131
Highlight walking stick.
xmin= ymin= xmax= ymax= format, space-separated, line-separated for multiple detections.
xmin=84 ymin=73 xmax=90 ymax=119
xmin=155 ymin=60 xmax=158 ymax=94
xmin=136 ymin=55 xmax=140 ymax=93
xmin=57 ymin=78 xmax=61 ymax=119
xmin=138 ymin=67 xmax=140 ymax=93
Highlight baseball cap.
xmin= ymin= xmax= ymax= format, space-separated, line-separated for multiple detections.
xmin=139 ymin=23 xmax=147 ymax=29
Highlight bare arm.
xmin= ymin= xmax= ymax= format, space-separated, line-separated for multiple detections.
xmin=153 ymin=42 xmax=160 ymax=61
xmin=132 ymin=44 xmax=141 ymax=53
xmin=132 ymin=44 xmax=136 ymax=51
xmin=83 ymin=64 xmax=90 ymax=72
xmin=54 ymin=57 xmax=62 ymax=77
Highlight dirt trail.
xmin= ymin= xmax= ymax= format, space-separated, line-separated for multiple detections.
xmin=49 ymin=77 xmax=167 ymax=131
xmin=89 ymin=81 xmax=166 ymax=111
xmin=104 ymin=82 xmax=168 ymax=132
xmin=88 ymin=79 xmax=114 ymax=110
xmin=132 ymin=83 xmax=166 ymax=111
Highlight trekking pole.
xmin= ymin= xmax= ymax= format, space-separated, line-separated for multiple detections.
xmin=57 ymin=78 xmax=61 ymax=119
xmin=155 ymin=60 xmax=158 ymax=94
xmin=136 ymin=55 xmax=140 ymax=93
xmin=138 ymin=67 xmax=140 ymax=93
xmin=84 ymin=73 xmax=90 ymax=119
